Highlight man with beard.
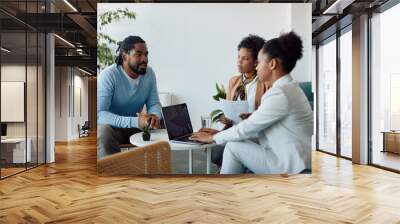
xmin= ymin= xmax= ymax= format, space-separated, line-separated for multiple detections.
xmin=97 ymin=36 xmax=162 ymax=158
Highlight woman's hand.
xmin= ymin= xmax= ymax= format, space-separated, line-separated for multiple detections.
xmin=198 ymin=128 xmax=220 ymax=135
xmin=220 ymin=117 xmax=233 ymax=129
xmin=239 ymin=112 xmax=252 ymax=120
xmin=190 ymin=132 xmax=215 ymax=143
xmin=220 ymin=117 xmax=232 ymax=125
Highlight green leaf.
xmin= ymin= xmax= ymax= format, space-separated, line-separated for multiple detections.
xmin=97 ymin=8 xmax=136 ymax=71
xmin=210 ymin=109 xmax=224 ymax=124
xmin=216 ymin=83 xmax=221 ymax=93
xmin=213 ymin=83 xmax=226 ymax=101
xmin=210 ymin=109 xmax=223 ymax=118
xmin=212 ymin=95 xmax=219 ymax=101
xmin=211 ymin=114 xmax=224 ymax=123
xmin=220 ymin=92 xmax=226 ymax=99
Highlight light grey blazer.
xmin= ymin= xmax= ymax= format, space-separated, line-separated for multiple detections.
xmin=213 ymin=75 xmax=313 ymax=174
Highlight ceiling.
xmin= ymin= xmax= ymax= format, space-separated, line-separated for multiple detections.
xmin=0 ymin=0 xmax=391 ymax=75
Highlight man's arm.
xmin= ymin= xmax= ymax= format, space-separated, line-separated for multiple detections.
xmin=145 ymin=69 xmax=162 ymax=119
xmin=97 ymin=70 xmax=139 ymax=128
xmin=213 ymin=90 xmax=289 ymax=145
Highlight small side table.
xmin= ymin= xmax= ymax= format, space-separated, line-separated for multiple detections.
xmin=381 ymin=131 xmax=400 ymax=154
xmin=130 ymin=129 xmax=216 ymax=174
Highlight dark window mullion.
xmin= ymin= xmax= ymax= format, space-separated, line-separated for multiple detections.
xmin=0 ymin=20 xmax=2 ymax=179
xmin=316 ymin=44 xmax=320 ymax=151
xmin=36 ymin=0 xmax=39 ymax=168
xmin=367 ymin=11 xmax=373 ymax=165
xmin=336 ymin=28 xmax=341 ymax=157
xmin=25 ymin=0 xmax=28 ymax=171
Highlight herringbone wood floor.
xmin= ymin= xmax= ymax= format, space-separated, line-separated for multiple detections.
xmin=1 ymin=135 xmax=400 ymax=223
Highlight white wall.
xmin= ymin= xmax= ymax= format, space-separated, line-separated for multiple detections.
xmin=72 ymin=73 xmax=89 ymax=138
xmin=1 ymin=65 xmax=40 ymax=137
xmin=289 ymin=4 xmax=312 ymax=82
xmin=55 ymin=67 xmax=89 ymax=141
xmin=55 ymin=66 xmax=68 ymax=141
xmin=98 ymin=3 xmax=311 ymax=130
xmin=1 ymin=64 xmax=46 ymax=163
xmin=46 ymin=33 xmax=55 ymax=163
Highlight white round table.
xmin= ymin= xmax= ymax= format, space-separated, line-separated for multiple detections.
xmin=130 ymin=129 xmax=216 ymax=174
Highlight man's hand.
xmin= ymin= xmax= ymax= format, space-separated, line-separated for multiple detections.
xmin=239 ymin=112 xmax=252 ymax=120
xmin=138 ymin=113 xmax=160 ymax=129
xmin=148 ymin=114 xmax=160 ymax=129
xmin=189 ymin=132 xmax=215 ymax=143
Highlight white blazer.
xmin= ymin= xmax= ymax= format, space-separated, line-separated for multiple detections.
xmin=213 ymin=75 xmax=313 ymax=174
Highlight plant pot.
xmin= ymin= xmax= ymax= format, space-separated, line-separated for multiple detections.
xmin=142 ymin=132 xmax=151 ymax=141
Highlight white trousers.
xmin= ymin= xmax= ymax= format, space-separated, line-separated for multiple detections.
xmin=220 ymin=141 xmax=278 ymax=174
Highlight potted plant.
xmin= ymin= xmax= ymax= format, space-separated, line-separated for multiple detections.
xmin=97 ymin=8 xmax=136 ymax=72
xmin=212 ymin=83 xmax=226 ymax=101
xmin=210 ymin=83 xmax=227 ymax=124
xmin=142 ymin=122 xmax=151 ymax=141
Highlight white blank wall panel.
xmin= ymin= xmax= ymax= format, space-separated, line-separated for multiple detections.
xmin=1 ymin=82 xmax=25 ymax=122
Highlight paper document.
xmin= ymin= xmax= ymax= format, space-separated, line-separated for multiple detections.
xmin=220 ymin=99 xmax=249 ymax=124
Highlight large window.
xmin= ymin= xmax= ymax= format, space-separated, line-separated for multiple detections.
xmin=339 ymin=29 xmax=352 ymax=158
xmin=316 ymin=27 xmax=353 ymax=159
xmin=317 ymin=37 xmax=337 ymax=154
xmin=370 ymin=3 xmax=400 ymax=171
xmin=0 ymin=1 xmax=47 ymax=179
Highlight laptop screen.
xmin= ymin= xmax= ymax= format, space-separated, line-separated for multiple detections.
xmin=162 ymin=103 xmax=194 ymax=140
xmin=1 ymin=123 xmax=7 ymax=137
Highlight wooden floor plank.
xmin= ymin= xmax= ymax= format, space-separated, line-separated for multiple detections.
xmin=0 ymin=134 xmax=400 ymax=223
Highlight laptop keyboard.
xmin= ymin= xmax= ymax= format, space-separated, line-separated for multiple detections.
xmin=176 ymin=135 xmax=192 ymax=141
xmin=175 ymin=134 xmax=201 ymax=143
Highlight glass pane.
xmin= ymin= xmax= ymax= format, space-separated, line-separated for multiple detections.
xmin=0 ymin=1 xmax=46 ymax=178
xmin=371 ymin=3 xmax=400 ymax=171
xmin=1 ymin=31 xmax=27 ymax=177
xmin=27 ymin=31 xmax=38 ymax=169
xmin=340 ymin=30 xmax=352 ymax=158
xmin=318 ymin=38 xmax=337 ymax=154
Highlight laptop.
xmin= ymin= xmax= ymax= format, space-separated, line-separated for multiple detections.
xmin=162 ymin=103 xmax=205 ymax=145
xmin=1 ymin=123 xmax=7 ymax=140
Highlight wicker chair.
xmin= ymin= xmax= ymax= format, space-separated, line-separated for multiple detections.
xmin=97 ymin=141 xmax=171 ymax=176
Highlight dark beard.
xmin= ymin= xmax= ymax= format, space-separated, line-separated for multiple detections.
xmin=128 ymin=62 xmax=147 ymax=75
